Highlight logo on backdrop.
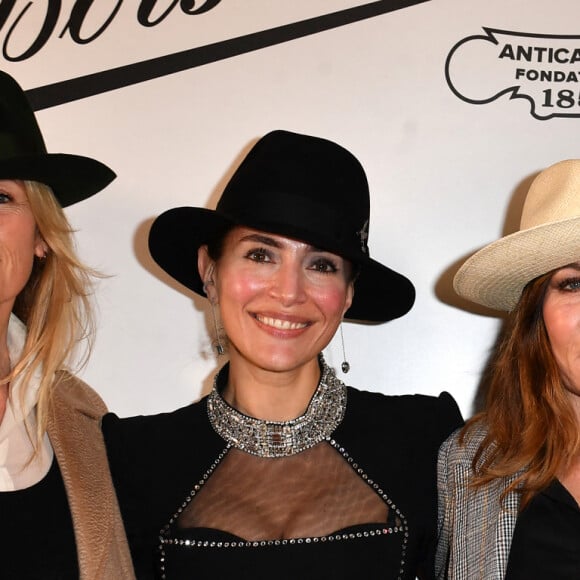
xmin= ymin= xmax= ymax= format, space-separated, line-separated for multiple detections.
xmin=0 ymin=0 xmax=429 ymax=111
xmin=446 ymin=29 xmax=580 ymax=120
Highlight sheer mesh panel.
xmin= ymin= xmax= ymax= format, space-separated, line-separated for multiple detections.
xmin=177 ymin=442 xmax=393 ymax=541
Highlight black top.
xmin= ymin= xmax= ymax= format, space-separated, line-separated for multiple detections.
xmin=505 ymin=479 xmax=580 ymax=579
xmin=103 ymin=386 xmax=462 ymax=580
xmin=0 ymin=457 xmax=79 ymax=579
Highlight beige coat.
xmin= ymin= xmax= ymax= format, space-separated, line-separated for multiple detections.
xmin=47 ymin=371 xmax=135 ymax=580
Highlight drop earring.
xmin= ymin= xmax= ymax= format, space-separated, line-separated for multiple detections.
xmin=211 ymin=302 xmax=225 ymax=356
xmin=339 ymin=323 xmax=350 ymax=373
xmin=204 ymin=279 xmax=224 ymax=356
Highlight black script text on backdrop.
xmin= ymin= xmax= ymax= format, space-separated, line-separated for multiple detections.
xmin=0 ymin=0 xmax=221 ymax=61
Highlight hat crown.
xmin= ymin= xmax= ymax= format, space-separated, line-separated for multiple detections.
xmin=521 ymin=159 xmax=580 ymax=230
xmin=454 ymin=158 xmax=580 ymax=312
xmin=217 ymin=130 xmax=371 ymax=258
xmin=0 ymin=70 xmax=115 ymax=206
xmin=0 ymin=71 xmax=47 ymax=159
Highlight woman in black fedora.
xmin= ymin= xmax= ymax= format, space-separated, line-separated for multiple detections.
xmin=0 ymin=71 xmax=134 ymax=579
xmin=103 ymin=130 xmax=462 ymax=579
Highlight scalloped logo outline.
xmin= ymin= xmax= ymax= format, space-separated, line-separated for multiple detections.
xmin=445 ymin=28 xmax=580 ymax=120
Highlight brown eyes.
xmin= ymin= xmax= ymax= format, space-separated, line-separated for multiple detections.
xmin=309 ymin=259 xmax=338 ymax=274
xmin=246 ymin=248 xmax=270 ymax=262
xmin=244 ymin=248 xmax=338 ymax=274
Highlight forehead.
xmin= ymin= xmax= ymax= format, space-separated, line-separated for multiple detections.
xmin=549 ymin=262 xmax=580 ymax=278
xmin=225 ymin=226 xmax=323 ymax=251
xmin=0 ymin=179 xmax=26 ymax=191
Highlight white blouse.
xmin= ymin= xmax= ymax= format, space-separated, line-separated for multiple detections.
xmin=0 ymin=314 xmax=52 ymax=491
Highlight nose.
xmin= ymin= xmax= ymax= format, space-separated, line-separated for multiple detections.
xmin=269 ymin=260 xmax=307 ymax=305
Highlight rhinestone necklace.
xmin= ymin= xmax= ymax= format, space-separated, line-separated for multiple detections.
xmin=207 ymin=356 xmax=347 ymax=458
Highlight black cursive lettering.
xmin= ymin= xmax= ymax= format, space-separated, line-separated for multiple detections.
xmin=2 ymin=0 xmax=60 ymax=61
xmin=137 ymin=1 xmax=222 ymax=27
xmin=0 ymin=0 xmax=18 ymax=31
xmin=60 ymin=0 xmax=123 ymax=44
xmin=0 ymin=0 xmax=222 ymax=61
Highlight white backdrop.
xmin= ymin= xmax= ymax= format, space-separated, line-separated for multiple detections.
xmin=3 ymin=0 xmax=580 ymax=418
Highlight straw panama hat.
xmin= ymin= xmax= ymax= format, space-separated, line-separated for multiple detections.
xmin=454 ymin=159 xmax=580 ymax=312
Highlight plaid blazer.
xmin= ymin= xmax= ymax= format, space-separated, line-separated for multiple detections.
xmin=435 ymin=425 xmax=521 ymax=580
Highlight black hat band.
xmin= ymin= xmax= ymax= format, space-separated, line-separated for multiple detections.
xmin=218 ymin=189 xmax=365 ymax=259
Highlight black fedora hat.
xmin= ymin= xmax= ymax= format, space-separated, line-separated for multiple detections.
xmin=0 ymin=70 xmax=115 ymax=206
xmin=148 ymin=130 xmax=415 ymax=323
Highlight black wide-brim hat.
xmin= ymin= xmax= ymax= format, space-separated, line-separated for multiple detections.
xmin=0 ymin=70 xmax=115 ymax=206
xmin=149 ymin=130 xmax=415 ymax=323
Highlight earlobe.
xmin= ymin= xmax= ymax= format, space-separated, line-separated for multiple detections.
xmin=34 ymin=237 xmax=48 ymax=259
xmin=198 ymin=245 xmax=217 ymax=302
xmin=343 ymin=283 xmax=355 ymax=315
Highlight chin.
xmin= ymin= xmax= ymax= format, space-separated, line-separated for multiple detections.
xmin=252 ymin=350 xmax=317 ymax=373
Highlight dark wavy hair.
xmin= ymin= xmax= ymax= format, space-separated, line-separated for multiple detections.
xmin=462 ymin=270 xmax=580 ymax=508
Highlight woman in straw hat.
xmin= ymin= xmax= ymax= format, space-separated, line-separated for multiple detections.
xmin=103 ymin=130 xmax=462 ymax=580
xmin=0 ymin=71 xmax=134 ymax=579
xmin=437 ymin=159 xmax=580 ymax=579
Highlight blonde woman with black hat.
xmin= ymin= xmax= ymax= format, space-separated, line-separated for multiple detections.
xmin=0 ymin=71 xmax=134 ymax=579
xmin=103 ymin=130 xmax=463 ymax=580
xmin=437 ymin=160 xmax=580 ymax=579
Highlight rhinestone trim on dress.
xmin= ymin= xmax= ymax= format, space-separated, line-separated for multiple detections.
xmin=328 ymin=438 xmax=409 ymax=580
xmin=161 ymin=525 xmax=404 ymax=549
xmin=158 ymin=356 xmax=408 ymax=580
xmin=159 ymin=439 xmax=409 ymax=580
xmin=158 ymin=441 xmax=409 ymax=580
xmin=207 ymin=355 xmax=347 ymax=458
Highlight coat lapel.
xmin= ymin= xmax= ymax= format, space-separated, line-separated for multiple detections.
xmin=438 ymin=425 xmax=521 ymax=580
xmin=47 ymin=372 xmax=135 ymax=579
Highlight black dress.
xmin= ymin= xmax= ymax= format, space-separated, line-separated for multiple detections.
xmin=103 ymin=367 xmax=462 ymax=580
xmin=505 ymin=479 xmax=580 ymax=579
xmin=0 ymin=457 xmax=79 ymax=579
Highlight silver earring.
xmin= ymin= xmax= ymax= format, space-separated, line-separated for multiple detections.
xmin=211 ymin=302 xmax=225 ymax=356
xmin=339 ymin=323 xmax=350 ymax=373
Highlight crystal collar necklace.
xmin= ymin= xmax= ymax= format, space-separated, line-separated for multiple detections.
xmin=207 ymin=355 xmax=347 ymax=458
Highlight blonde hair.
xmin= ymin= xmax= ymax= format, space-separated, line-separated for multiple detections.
xmin=12 ymin=180 xmax=97 ymax=444
xmin=463 ymin=271 xmax=580 ymax=508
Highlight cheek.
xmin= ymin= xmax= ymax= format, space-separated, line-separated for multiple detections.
xmin=311 ymin=284 xmax=350 ymax=317
xmin=217 ymin=269 xmax=267 ymax=306
xmin=544 ymin=302 xmax=580 ymax=354
xmin=0 ymin=220 xmax=36 ymax=258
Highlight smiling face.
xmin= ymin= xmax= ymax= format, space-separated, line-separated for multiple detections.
xmin=0 ymin=180 xmax=47 ymax=322
xmin=198 ymin=226 xmax=354 ymax=375
xmin=543 ymin=263 xmax=580 ymax=416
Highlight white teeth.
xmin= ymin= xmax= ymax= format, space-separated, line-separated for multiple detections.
xmin=257 ymin=316 xmax=307 ymax=330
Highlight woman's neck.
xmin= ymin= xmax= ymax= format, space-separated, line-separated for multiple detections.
xmin=222 ymin=355 xmax=321 ymax=422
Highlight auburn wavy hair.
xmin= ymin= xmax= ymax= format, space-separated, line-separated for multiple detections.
xmin=462 ymin=270 xmax=580 ymax=508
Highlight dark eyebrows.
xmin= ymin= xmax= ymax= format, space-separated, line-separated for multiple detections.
xmin=239 ymin=232 xmax=327 ymax=254
xmin=239 ymin=233 xmax=283 ymax=248
xmin=560 ymin=262 xmax=580 ymax=272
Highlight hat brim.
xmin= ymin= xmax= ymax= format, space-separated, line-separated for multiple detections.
xmin=454 ymin=215 xmax=580 ymax=311
xmin=148 ymin=207 xmax=415 ymax=323
xmin=0 ymin=153 xmax=115 ymax=207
